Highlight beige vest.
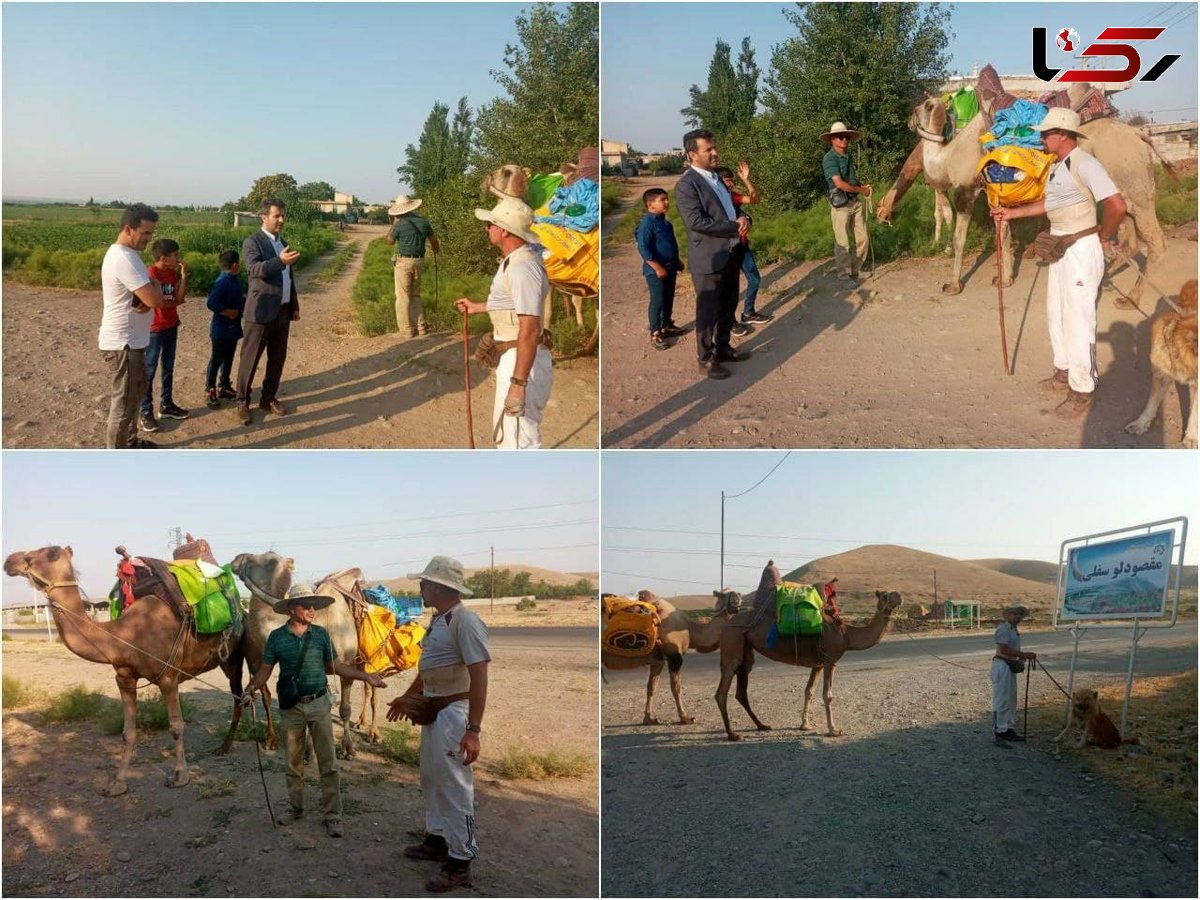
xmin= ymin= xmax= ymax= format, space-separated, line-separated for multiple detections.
xmin=420 ymin=609 xmax=472 ymax=696
xmin=488 ymin=244 xmax=553 ymax=341
xmin=1047 ymin=158 xmax=1097 ymax=235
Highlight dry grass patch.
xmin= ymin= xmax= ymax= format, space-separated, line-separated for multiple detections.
xmin=492 ymin=743 xmax=594 ymax=780
xmin=1029 ymin=670 xmax=1197 ymax=826
xmin=3 ymin=674 xmax=30 ymax=709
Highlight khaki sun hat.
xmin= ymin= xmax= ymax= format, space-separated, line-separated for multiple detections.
xmin=473 ymin=196 xmax=539 ymax=244
xmin=820 ymin=121 xmax=861 ymax=142
xmin=1032 ymin=107 xmax=1084 ymax=135
xmin=387 ymin=194 xmax=423 ymax=216
xmin=272 ymin=582 xmax=335 ymax=615
xmin=407 ymin=555 xmax=474 ymax=597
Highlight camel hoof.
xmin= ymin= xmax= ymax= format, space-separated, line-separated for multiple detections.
xmin=102 ymin=780 xmax=129 ymax=797
xmin=826 ymin=729 xmax=844 ymax=738
xmin=941 ymin=282 xmax=963 ymax=295
xmin=756 ymin=723 xmax=772 ymax=732
xmin=265 ymin=738 xmax=278 ymax=752
xmin=726 ymin=732 xmax=743 ymax=742
xmin=678 ymin=716 xmax=695 ymax=725
xmin=212 ymin=743 xmax=231 ymax=757
xmin=798 ymin=723 xmax=812 ymax=731
xmin=990 ymin=276 xmax=1014 ymax=288
xmin=641 ymin=715 xmax=660 ymax=726
xmin=168 ymin=770 xmax=190 ymax=788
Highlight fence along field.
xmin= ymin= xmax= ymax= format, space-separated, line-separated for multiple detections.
xmin=2 ymin=204 xmax=339 ymax=294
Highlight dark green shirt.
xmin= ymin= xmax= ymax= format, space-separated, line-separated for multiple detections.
xmin=822 ymin=148 xmax=858 ymax=191
xmin=389 ymin=213 xmax=435 ymax=258
xmin=263 ymin=623 xmax=335 ymax=695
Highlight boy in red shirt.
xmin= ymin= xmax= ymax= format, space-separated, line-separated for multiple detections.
xmin=140 ymin=238 xmax=190 ymax=432
xmin=716 ymin=162 xmax=771 ymax=325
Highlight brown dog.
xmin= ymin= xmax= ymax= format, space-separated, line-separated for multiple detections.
xmin=1125 ymin=278 xmax=1198 ymax=448
xmin=1055 ymin=689 xmax=1138 ymax=748
xmin=482 ymin=164 xmax=530 ymax=202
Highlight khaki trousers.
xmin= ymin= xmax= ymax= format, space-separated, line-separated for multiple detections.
xmin=102 ymin=346 xmax=147 ymax=449
xmin=830 ymin=201 xmax=868 ymax=275
xmin=393 ymin=257 xmax=426 ymax=337
xmin=279 ymin=693 xmax=341 ymax=819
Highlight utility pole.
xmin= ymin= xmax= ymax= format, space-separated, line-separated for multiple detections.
xmin=720 ymin=490 xmax=725 ymax=591
xmin=168 ymin=526 xmax=184 ymax=555
xmin=933 ymin=569 xmax=938 ymax=611
xmin=490 ymin=545 xmax=495 ymax=614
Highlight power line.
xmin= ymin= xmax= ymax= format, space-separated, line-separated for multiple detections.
xmin=263 ymin=518 xmax=598 ymax=548
xmin=725 ymin=451 xmax=791 ymax=500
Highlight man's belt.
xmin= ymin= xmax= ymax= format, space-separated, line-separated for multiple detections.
xmin=297 ymin=688 xmax=328 ymax=704
xmin=393 ymin=254 xmax=424 ymax=259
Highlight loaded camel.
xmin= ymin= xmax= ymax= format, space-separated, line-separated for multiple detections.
xmin=602 ymin=590 xmax=740 ymax=725
xmin=876 ymin=95 xmax=1167 ymax=305
xmin=715 ymin=588 xmax=904 ymax=741
xmin=219 ymin=560 xmax=376 ymax=757
xmin=3 ymin=545 xmax=288 ymax=795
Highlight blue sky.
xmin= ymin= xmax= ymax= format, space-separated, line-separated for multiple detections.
xmin=602 ymin=1 xmax=1198 ymax=151
xmin=2 ymin=2 xmax=543 ymax=205
xmin=602 ymin=450 xmax=1199 ymax=597
xmin=2 ymin=451 xmax=599 ymax=606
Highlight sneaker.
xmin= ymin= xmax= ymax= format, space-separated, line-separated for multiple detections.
xmin=651 ymin=332 xmax=669 ymax=351
xmin=235 ymin=402 xmax=252 ymax=426
xmin=217 ymin=386 xmax=237 ymax=400
xmin=1037 ymin=369 xmax=1070 ymax=396
xmin=426 ymin=860 xmax=472 ymax=893
xmin=730 ymin=322 xmax=752 ymax=337
xmin=1054 ymin=389 xmax=1093 ymax=419
xmin=325 ymin=817 xmax=343 ymax=838
xmin=404 ymin=835 xmax=449 ymax=861
xmin=275 ymin=807 xmax=304 ymax=826
xmin=1000 ymin=729 xmax=1027 ymax=743
xmin=741 ymin=312 xmax=772 ymax=324
xmin=205 ymin=390 xmax=220 ymax=410
xmin=139 ymin=413 xmax=160 ymax=433
xmin=159 ymin=403 xmax=190 ymax=420
xmin=662 ymin=322 xmax=688 ymax=337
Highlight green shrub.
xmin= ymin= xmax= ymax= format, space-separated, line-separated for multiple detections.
xmin=1156 ymin=169 xmax=1197 ymax=227
xmin=600 ymin=182 xmax=623 ymax=217
xmin=515 ymin=597 xmax=538 ymax=611
xmin=378 ymin=723 xmax=421 ymax=766
xmin=3 ymin=674 xmax=29 ymax=708
xmin=493 ymin=744 xmax=594 ymax=779
xmin=41 ymin=685 xmax=113 ymax=723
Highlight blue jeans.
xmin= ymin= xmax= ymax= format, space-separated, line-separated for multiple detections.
xmin=206 ymin=338 xmax=238 ymax=391
xmin=142 ymin=326 xmax=177 ymax=415
xmin=645 ymin=269 xmax=677 ymax=333
xmin=741 ymin=248 xmax=761 ymax=316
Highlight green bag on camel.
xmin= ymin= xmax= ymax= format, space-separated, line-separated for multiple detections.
xmin=776 ymin=582 xmax=824 ymax=637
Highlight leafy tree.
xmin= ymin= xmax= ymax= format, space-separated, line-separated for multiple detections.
xmin=682 ymin=37 xmax=759 ymax=135
xmin=297 ymin=181 xmax=337 ymax=202
xmin=756 ymin=2 xmax=952 ymax=210
xmin=473 ymin=2 xmax=598 ymax=172
xmin=398 ymin=97 xmax=474 ymax=195
xmin=244 ymin=173 xmax=299 ymax=210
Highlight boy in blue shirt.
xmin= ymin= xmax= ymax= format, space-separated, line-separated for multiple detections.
xmin=205 ymin=250 xmax=245 ymax=409
xmin=635 ymin=188 xmax=685 ymax=351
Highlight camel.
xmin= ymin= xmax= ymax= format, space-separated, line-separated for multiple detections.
xmin=876 ymin=96 xmax=1167 ymax=304
xmin=218 ymin=560 xmax=370 ymax=758
xmin=3 ymin=545 xmax=288 ymax=796
xmin=602 ymin=590 xmax=739 ymax=725
xmin=715 ymin=588 xmax=904 ymax=742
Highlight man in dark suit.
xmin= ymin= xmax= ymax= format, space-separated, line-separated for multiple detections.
xmin=235 ymin=197 xmax=301 ymax=424
xmin=675 ymin=128 xmax=751 ymax=380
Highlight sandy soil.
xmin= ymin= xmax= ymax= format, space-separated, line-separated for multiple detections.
xmin=2 ymin=225 xmax=598 ymax=449
xmin=601 ymin=175 xmax=1197 ymax=449
xmin=1 ymin=622 xmax=597 ymax=897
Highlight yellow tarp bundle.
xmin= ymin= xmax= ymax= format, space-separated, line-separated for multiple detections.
xmin=531 ymin=202 xmax=598 ymax=297
xmin=977 ymin=144 xmax=1056 ymax=208
xmin=601 ymin=597 xmax=660 ymax=658
xmin=358 ymin=604 xmax=425 ymax=675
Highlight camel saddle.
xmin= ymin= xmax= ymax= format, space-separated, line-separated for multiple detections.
xmin=116 ymin=555 xmax=193 ymax=623
xmin=602 ymin=597 xmax=660 ymax=658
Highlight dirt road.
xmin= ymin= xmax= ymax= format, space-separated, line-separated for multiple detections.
xmin=2 ymin=620 xmax=598 ymax=897
xmin=601 ymin=629 xmax=1197 ymax=897
xmin=2 ymin=225 xmax=598 ymax=449
xmin=601 ymin=176 xmax=1197 ymax=449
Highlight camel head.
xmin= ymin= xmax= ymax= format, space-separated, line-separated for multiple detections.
xmin=4 ymin=545 xmax=75 ymax=584
xmin=908 ymin=97 xmax=946 ymax=142
xmin=229 ymin=551 xmax=294 ymax=600
xmin=712 ymin=589 xmax=743 ymax=616
xmin=874 ymin=590 xmax=904 ymax=617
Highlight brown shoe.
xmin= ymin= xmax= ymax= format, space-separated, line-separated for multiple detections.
xmin=324 ymin=817 xmax=343 ymax=838
xmin=404 ymin=836 xmax=449 ymax=861
xmin=236 ymin=402 xmax=252 ymax=426
xmin=275 ymin=806 xmax=303 ymax=826
xmin=260 ymin=399 xmax=289 ymax=416
xmin=426 ymin=860 xmax=472 ymax=893
xmin=1054 ymin=389 xmax=1093 ymax=419
xmin=1037 ymin=368 xmax=1070 ymax=395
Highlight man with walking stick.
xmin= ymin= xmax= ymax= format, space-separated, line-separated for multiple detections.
xmin=990 ymin=108 xmax=1126 ymax=419
xmin=991 ymin=603 xmax=1037 ymax=746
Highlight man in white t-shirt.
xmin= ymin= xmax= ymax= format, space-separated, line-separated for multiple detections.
xmin=991 ymin=108 xmax=1127 ymax=419
xmin=454 ymin=198 xmax=553 ymax=449
xmin=98 ymin=204 xmax=166 ymax=448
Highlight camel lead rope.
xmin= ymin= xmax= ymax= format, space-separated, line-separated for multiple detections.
xmin=244 ymin=695 xmax=276 ymax=829
xmin=1023 ymin=657 xmax=1032 ymax=741
xmin=461 ymin=310 xmax=475 ymax=449
xmin=995 ymin=221 xmax=1011 ymax=375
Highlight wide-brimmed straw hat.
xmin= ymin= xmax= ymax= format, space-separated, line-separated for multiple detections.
xmin=272 ymin=583 xmax=335 ymax=615
xmin=1003 ymin=603 xmax=1030 ymax=618
xmin=387 ymin=194 xmax=423 ymax=216
xmin=820 ymin=122 xmax=861 ymax=142
xmin=1032 ymin=107 xmax=1084 ymax=136
xmin=407 ymin=555 xmax=473 ymax=597
xmin=473 ymin=197 xmax=539 ymax=244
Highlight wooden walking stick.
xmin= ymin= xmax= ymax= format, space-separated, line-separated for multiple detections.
xmin=462 ymin=310 xmax=475 ymax=449
xmin=1023 ymin=659 xmax=1032 ymax=741
xmin=995 ymin=220 xmax=1011 ymax=375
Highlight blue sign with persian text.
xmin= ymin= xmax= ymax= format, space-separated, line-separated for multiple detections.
xmin=1062 ymin=529 xmax=1174 ymax=619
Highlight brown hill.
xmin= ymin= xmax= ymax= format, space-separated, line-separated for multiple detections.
xmin=377 ymin=564 xmax=596 ymax=596
xmin=968 ymin=558 xmax=1060 ymax=584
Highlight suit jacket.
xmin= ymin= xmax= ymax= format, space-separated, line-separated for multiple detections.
xmin=243 ymin=230 xmax=300 ymax=325
xmin=674 ymin=167 xmax=743 ymax=275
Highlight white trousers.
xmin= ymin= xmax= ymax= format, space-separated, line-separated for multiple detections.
xmin=1046 ymin=235 xmax=1103 ymax=393
xmin=493 ymin=345 xmax=553 ymax=449
xmin=419 ymin=700 xmax=478 ymax=860
xmin=990 ymin=658 xmax=1018 ymax=734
